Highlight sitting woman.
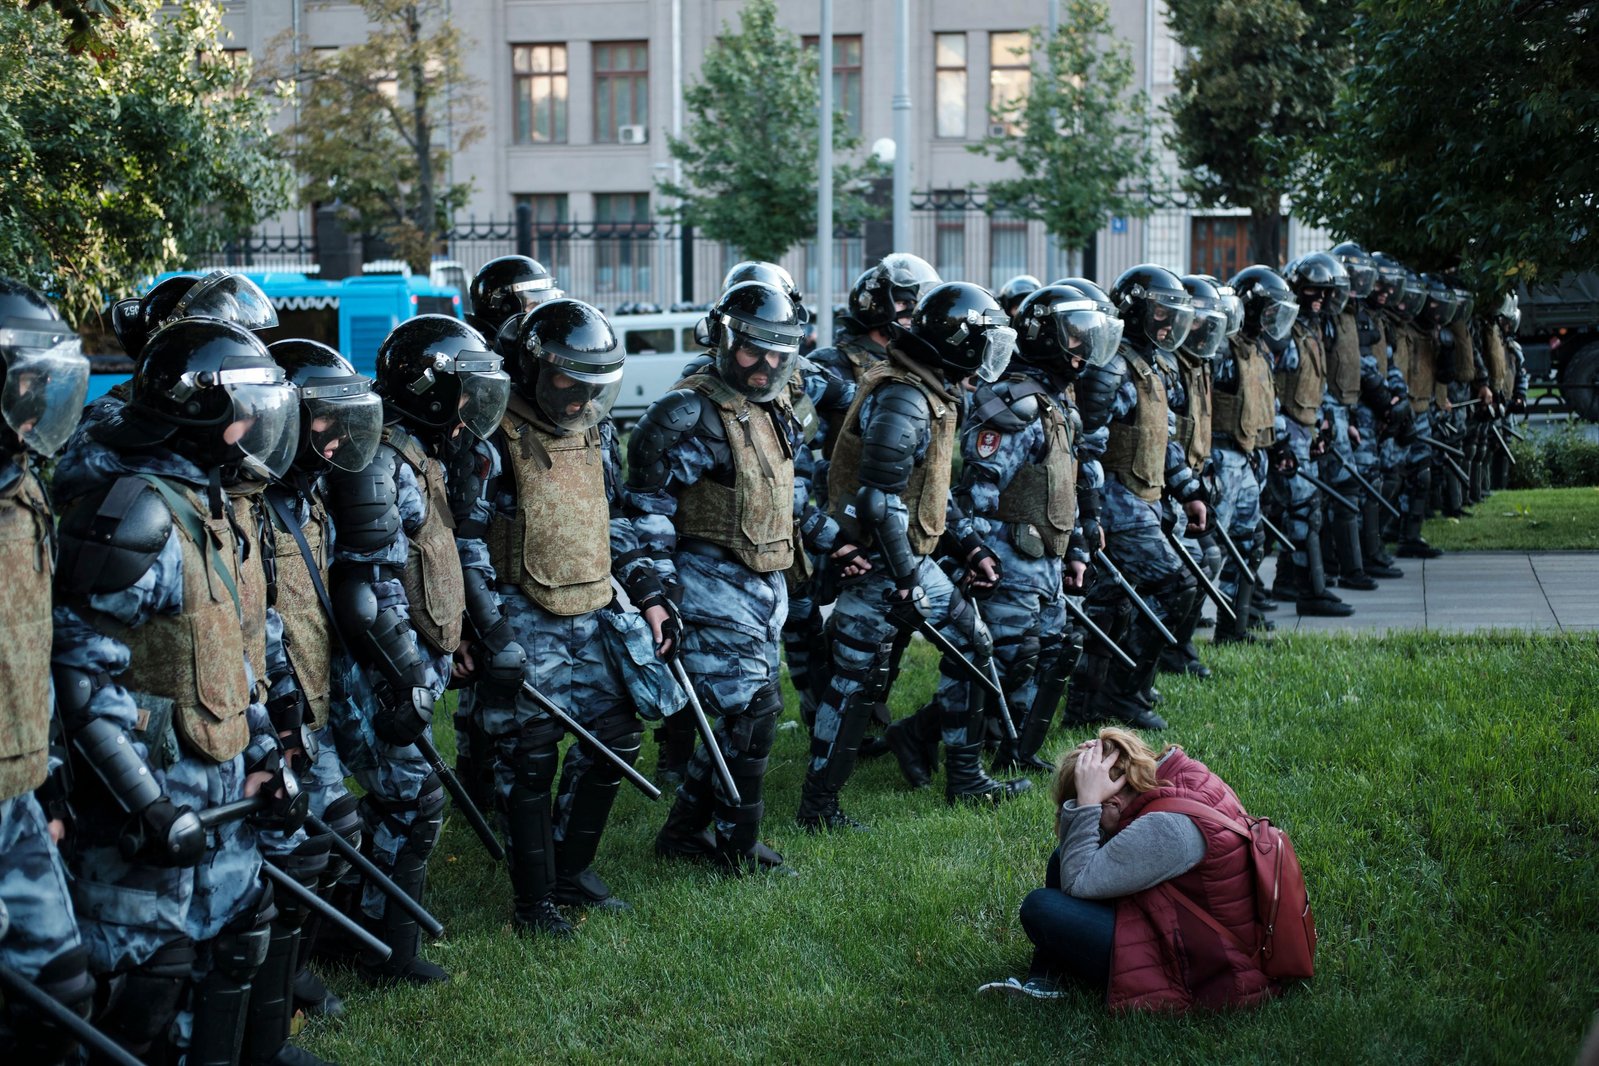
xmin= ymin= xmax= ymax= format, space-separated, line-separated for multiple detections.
xmin=979 ymin=727 xmax=1277 ymax=1011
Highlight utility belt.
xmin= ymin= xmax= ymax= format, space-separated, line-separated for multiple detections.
xmin=675 ymin=537 xmax=738 ymax=563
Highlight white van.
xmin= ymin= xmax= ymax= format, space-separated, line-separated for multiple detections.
xmin=609 ymin=310 xmax=708 ymax=425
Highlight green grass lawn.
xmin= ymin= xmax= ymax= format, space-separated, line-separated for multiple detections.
xmin=1423 ymin=487 xmax=1599 ymax=550
xmin=302 ymin=634 xmax=1599 ymax=1066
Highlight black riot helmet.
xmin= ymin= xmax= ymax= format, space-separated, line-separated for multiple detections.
xmin=1417 ymin=274 xmax=1461 ymax=328
xmin=515 ymin=298 xmax=625 ymax=433
xmin=1111 ymin=264 xmax=1195 ymax=353
xmin=1178 ymin=274 xmax=1229 ymax=361
xmin=1368 ymin=252 xmax=1408 ymax=311
xmin=268 ymin=339 xmax=384 ymax=473
xmin=0 ymin=277 xmax=90 ymax=457
xmin=706 ymin=281 xmax=806 ymax=402
xmin=1228 ymin=265 xmax=1299 ymax=342
xmin=1331 ymin=241 xmax=1378 ymax=300
xmin=722 ymin=261 xmax=807 ymax=323
xmin=467 ymin=256 xmax=561 ymax=339
xmin=111 ymin=273 xmax=200 ymax=363
xmin=1012 ymin=283 xmax=1118 ymax=381
xmin=1398 ymin=268 xmax=1426 ymax=321
xmin=1054 ymin=277 xmax=1126 ymax=352
xmin=1285 ymin=252 xmax=1350 ymax=316
xmin=131 ymin=318 xmax=300 ymax=481
xmin=848 ymin=252 xmax=942 ymax=330
xmin=896 ymin=282 xmax=1016 ymax=383
xmin=1445 ymin=276 xmax=1475 ymax=322
xmin=374 ymin=314 xmax=511 ymax=441
xmin=997 ymin=274 xmax=1042 ymax=317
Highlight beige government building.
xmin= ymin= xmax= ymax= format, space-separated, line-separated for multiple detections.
xmin=217 ymin=0 xmax=1331 ymax=307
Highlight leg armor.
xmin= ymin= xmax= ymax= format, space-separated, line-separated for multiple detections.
xmin=244 ymin=839 xmax=328 ymax=1065
xmin=4 ymin=946 xmax=94 ymax=1065
xmin=453 ymin=701 xmax=496 ymax=817
xmin=797 ymin=637 xmax=889 ymax=830
xmin=1010 ymin=630 xmax=1078 ymax=769
xmin=188 ymin=887 xmax=275 ymax=1066
xmin=296 ymin=793 xmax=360 ymax=1017
xmin=502 ymin=718 xmax=571 ymax=937
xmin=359 ymin=773 xmax=446 ymax=979
xmin=714 ymin=685 xmax=783 ymax=870
xmin=651 ymin=712 xmax=697 ymax=789
xmin=554 ymin=708 xmax=643 ymax=908
xmin=96 ymin=937 xmax=194 ymax=1061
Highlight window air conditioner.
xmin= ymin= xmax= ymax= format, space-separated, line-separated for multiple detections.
xmin=618 ymin=124 xmax=647 ymax=145
xmin=987 ymin=122 xmax=1011 ymax=138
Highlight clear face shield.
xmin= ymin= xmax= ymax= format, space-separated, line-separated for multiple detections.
xmin=0 ymin=325 xmax=90 ymax=456
xmin=454 ymin=354 xmax=513 ymax=440
xmin=1372 ymin=266 xmax=1405 ymax=308
xmin=533 ymin=359 xmax=623 ymax=433
xmin=1454 ymin=291 xmax=1475 ymax=321
xmin=1342 ymin=258 xmax=1377 ymax=299
xmin=510 ymin=277 xmax=563 ymax=313
xmin=1046 ymin=299 xmax=1119 ymax=369
xmin=1181 ymin=305 xmax=1229 ymax=362
xmin=1219 ymin=292 xmax=1244 ymax=337
xmin=715 ymin=312 xmax=803 ymax=402
xmin=215 ymin=370 xmax=300 ymax=481
xmin=301 ymin=380 xmax=384 ymax=472
xmin=1327 ymin=276 xmax=1351 ymax=316
xmin=1261 ymin=295 xmax=1300 ymax=341
xmin=1142 ymin=292 xmax=1195 ymax=352
xmin=170 ymin=271 xmax=279 ymax=332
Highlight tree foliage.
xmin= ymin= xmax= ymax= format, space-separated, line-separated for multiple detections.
xmin=1295 ymin=0 xmax=1599 ymax=292
xmin=971 ymin=0 xmax=1161 ymax=253
xmin=0 ymin=0 xmax=292 ymax=326
xmin=273 ymin=0 xmax=481 ymax=273
xmin=1163 ymin=0 xmax=1353 ymax=265
xmin=658 ymin=0 xmax=881 ymax=264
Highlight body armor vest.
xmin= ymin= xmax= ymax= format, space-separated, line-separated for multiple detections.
xmin=1394 ymin=323 xmax=1436 ymax=413
xmin=829 ymin=355 xmax=957 ymax=555
xmin=1449 ymin=319 xmax=1477 ymax=383
xmin=674 ymin=373 xmax=795 ymax=573
xmin=1327 ymin=309 xmax=1363 ymax=405
xmin=1213 ymin=335 xmax=1276 ymax=451
xmin=1276 ymin=321 xmax=1326 ymax=426
xmin=1173 ymin=352 xmax=1213 ymax=471
xmin=488 ymin=397 xmax=612 ymax=616
xmin=993 ymin=387 xmax=1078 ymax=558
xmin=102 ymin=479 xmax=252 ymax=764
xmin=0 ymin=466 xmax=55 ymax=799
xmin=226 ymin=482 xmax=270 ymax=702
xmin=1100 ymin=352 xmax=1168 ymax=502
xmin=1482 ymin=321 xmax=1512 ymax=396
xmin=386 ymin=427 xmax=465 ymax=654
xmin=268 ymin=491 xmax=332 ymax=728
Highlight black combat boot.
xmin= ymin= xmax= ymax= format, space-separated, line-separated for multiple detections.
xmin=945 ymin=742 xmax=1033 ymax=804
xmin=1332 ymin=510 xmax=1378 ymax=589
xmin=504 ymin=777 xmax=574 ymax=940
xmin=885 ymin=701 xmax=940 ymax=789
xmin=1296 ymin=532 xmax=1355 ymax=617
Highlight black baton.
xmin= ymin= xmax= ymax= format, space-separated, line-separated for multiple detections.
xmin=1062 ymin=596 xmax=1137 ymax=670
xmin=259 ymin=861 xmax=391 ymax=962
xmin=1091 ymin=550 xmax=1178 ymax=646
xmin=519 ymin=680 xmax=662 ymax=801
xmin=306 ymin=814 xmax=444 ymax=939
xmin=670 ymin=659 xmax=741 ymax=806
xmin=413 ymin=733 xmax=505 ymax=862
xmin=888 ymin=600 xmax=1007 ymax=704
xmin=1164 ymin=529 xmax=1236 ymax=622
xmin=0 ymin=962 xmax=143 ymax=1066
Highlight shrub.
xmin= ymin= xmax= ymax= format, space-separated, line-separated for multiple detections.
xmin=1507 ymin=422 xmax=1599 ymax=489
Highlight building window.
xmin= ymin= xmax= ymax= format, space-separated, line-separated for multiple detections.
xmin=594 ymin=193 xmax=651 ymax=297
xmin=804 ymin=35 xmax=864 ymax=136
xmin=988 ymin=210 xmax=1027 ymax=290
xmin=988 ymin=31 xmax=1031 ymax=137
xmin=935 ymin=33 xmax=967 ymax=139
xmin=933 ymin=193 xmax=968 ymax=280
xmin=513 ymin=194 xmax=571 ymax=287
xmin=512 ymin=44 xmax=568 ymax=144
xmin=594 ymin=42 xmax=649 ymax=143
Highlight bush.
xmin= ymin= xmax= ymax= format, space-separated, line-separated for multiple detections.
xmin=1508 ymin=422 xmax=1599 ymax=488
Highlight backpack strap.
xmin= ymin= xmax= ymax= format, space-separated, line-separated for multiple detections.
xmin=1143 ymin=796 xmax=1252 ymax=839
xmin=1159 ymin=883 xmax=1259 ymax=961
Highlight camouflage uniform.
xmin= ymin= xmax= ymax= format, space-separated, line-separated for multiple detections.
xmin=1210 ymin=331 xmax=1276 ymax=617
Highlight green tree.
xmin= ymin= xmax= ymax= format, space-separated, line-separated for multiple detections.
xmin=1295 ymin=0 xmax=1598 ymax=290
xmin=1163 ymin=0 xmax=1353 ymax=266
xmin=971 ymin=0 xmax=1162 ymax=259
xmin=0 ymin=0 xmax=292 ymax=326
xmin=658 ymin=0 xmax=880 ymax=264
xmin=275 ymin=0 xmax=481 ymax=273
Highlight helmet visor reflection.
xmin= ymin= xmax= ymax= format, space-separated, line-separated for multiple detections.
xmin=172 ymin=272 xmax=279 ymax=332
xmin=535 ymin=373 xmax=622 ymax=432
xmin=2 ymin=337 xmax=89 ymax=456
xmin=1345 ymin=262 xmax=1377 ymax=299
xmin=1047 ymin=302 xmax=1117 ymax=369
xmin=1182 ymin=308 xmax=1228 ymax=361
xmin=303 ymin=388 xmax=384 ymax=472
xmin=1262 ymin=297 xmax=1299 ymax=341
xmin=719 ymin=338 xmax=798 ymax=402
xmin=977 ymin=325 xmax=1017 ymax=382
xmin=1146 ymin=294 xmax=1195 ymax=352
xmin=225 ymin=382 xmax=300 ymax=481
xmin=459 ymin=368 xmax=512 ymax=440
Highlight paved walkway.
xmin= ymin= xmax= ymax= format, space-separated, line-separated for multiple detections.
xmin=1252 ymin=551 xmax=1599 ymax=633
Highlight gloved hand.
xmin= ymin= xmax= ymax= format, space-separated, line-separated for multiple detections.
xmin=122 ymin=797 xmax=205 ymax=868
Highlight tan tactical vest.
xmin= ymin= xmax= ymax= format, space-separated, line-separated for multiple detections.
xmin=1276 ymin=321 xmax=1326 ymax=426
xmin=226 ymin=481 xmax=270 ymax=701
xmin=1395 ymin=323 xmax=1436 ymax=413
xmin=837 ymin=336 xmax=885 ymax=384
xmin=488 ymin=396 xmax=612 ymax=616
xmin=1327 ymin=309 xmax=1363 ymax=405
xmin=103 ymin=478 xmax=252 ymax=764
xmin=829 ymin=354 xmax=958 ymax=555
xmin=993 ymin=388 xmax=1078 ymax=558
xmin=0 ymin=467 xmax=55 ymax=800
xmin=1173 ymin=352 xmax=1213 ymax=472
xmin=1482 ymin=321 xmax=1512 ymax=396
xmin=1100 ymin=353 xmax=1168 ymax=502
xmin=387 ymin=427 xmax=465 ymax=654
xmin=268 ymin=493 xmax=333 ymax=728
xmin=674 ymin=373 xmax=796 ymax=573
xmin=1213 ymin=335 xmax=1276 ymax=451
xmin=1449 ymin=319 xmax=1477 ymax=383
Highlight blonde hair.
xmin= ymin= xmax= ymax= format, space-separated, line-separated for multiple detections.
xmin=1050 ymin=727 xmax=1175 ymax=809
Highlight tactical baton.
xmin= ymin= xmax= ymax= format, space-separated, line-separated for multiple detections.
xmin=669 ymin=659 xmax=741 ymax=806
xmin=259 ymin=861 xmax=391 ymax=962
xmin=519 ymin=680 xmax=662 ymax=801
xmin=1503 ymin=423 xmax=1528 ymax=442
xmin=1452 ymin=398 xmax=1483 ymax=409
xmin=1091 ymin=550 xmax=1178 ymax=647
xmin=0 ymin=961 xmax=144 ymax=1066
xmin=1489 ymin=424 xmax=1517 ymax=465
xmin=1435 ymin=449 xmax=1472 ymax=489
xmin=1163 ymin=529 xmax=1236 ymax=623
xmin=1062 ymin=596 xmax=1137 ymax=671
xmin=962 ymin=596 xmax=1018 ymax=743
xmin=306 ymin=814 xmax=445 ymax=939
xmin=1209 ymin=519 xmax=1254 ymax=586
xmin=1293 ymin=468 xmax=1361 ymax=515
xmin=1422 ymin=437 xmax=1467 ymax=460
xmin=887 ymin=599 xmax=1007 ymax=705
xmin=1260 ymin=514 xmax=1293 ymax=553
xmin=413 ymin=734 xmax=505 ymax=862
xmin=196 ymin=795 xmax=269 ymax=831
xmin=1336 ymin=457 xmax=1403 ymax=521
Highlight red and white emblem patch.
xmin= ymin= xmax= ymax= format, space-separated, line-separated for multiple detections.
xmin=975 ymin=429 xmax=1002 ymax=458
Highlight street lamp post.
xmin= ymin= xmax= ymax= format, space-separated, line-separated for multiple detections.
xmin=817 ymin=0 xmax=834 ymax=343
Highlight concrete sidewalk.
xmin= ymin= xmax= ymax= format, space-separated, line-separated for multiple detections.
xmin=1250 ymin=551 xmax=1599 ymax=633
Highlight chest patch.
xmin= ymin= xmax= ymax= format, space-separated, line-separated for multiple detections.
xmin=975 ymin=428 xmax=1002 ymax=458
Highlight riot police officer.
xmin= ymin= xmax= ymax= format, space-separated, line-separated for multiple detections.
xmin=811 ymin=253 xmax=941 ymax=389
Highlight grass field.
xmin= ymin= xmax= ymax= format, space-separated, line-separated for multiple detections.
xmin=301 ymin=634 xmax=1599 ymax=1066
xmin=1422 ymin=487 xmax=1599 ymax=551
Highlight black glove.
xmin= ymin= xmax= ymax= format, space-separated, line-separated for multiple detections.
xmin=478 ymin=640 xmax=529 ymax=701
xmin=372 ymin=680 xmax=436 ymax=747
xmin=633 ymin=588 xmax=685 ymax=660
xmin=1268 ymin=438 xmax=1298 ymax=475
xmin=886 ymin=585 xmax=932 ymax=628
xmin=122 ymin=797 xmax=205 ymax=868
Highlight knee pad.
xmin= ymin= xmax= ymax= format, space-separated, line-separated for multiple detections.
xmin=99 ymin=938 xmax=194 ymax=1048
xmin=212 ymin=893 xmax=274 ymax=983
xmin=33 ymin=946 xmax=95 ymax=1014
xmin=510 ymin=719 xmax=564 ymax=793
xmin=590 ymin=708 xmax=644 ymax=760
xmin=320 ymin=792 xmax=362 ymax=883
xmin=406 ymin=773 xmax=446 ymax=858
xmin=728 ymin=687 xmax=782 ymax=760
xmin=268 ymin=836 xmax=330 ymax=928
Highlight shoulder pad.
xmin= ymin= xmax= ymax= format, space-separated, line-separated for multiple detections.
xmin=969 ymin=380 xmax=1043 ymax=432
xmin=678 ymin=354 xmax=714 ymax=379
xmin=56 ymin=476 xmax=173 ymax=597
xmin=628 ymin=389 xmax=720 ymax=492
xmin=872 ymin=380 xmax=932 ymax=421
xmin=323 ymin=445 xmax=403 ymax=553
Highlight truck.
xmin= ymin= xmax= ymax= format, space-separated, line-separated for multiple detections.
xmin=1515 ymin=273 xmax=1599 ymax=421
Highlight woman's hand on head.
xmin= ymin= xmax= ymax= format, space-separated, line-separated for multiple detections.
xmin=1073 ymin=739 xmax=1123 ymax=807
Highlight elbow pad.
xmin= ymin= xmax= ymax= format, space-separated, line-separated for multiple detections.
xmin=324 ymin=451 xmax=403 ymax=554
xmin=627 ymin=390 xmax=714 ymax=495
xmin=330 ymin=571 xmax=429 ymax=693
xmin=856 ymin=487 xmax=919 ymax=585
xmin=857 ymin=384 xmax=926 ymax=493
xmin=70 ymin=716 xmax=162 ymax=816
xmin=54 ymin=478 xmax=172 ymax=599
xmin=461 ymin=566 xmax=514 ymax=652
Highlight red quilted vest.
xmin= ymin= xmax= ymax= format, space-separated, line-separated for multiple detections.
xmin=1106 ymin=749 xmax=1278 ymax=1012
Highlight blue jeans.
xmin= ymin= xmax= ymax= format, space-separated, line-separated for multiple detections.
xmin=1019 ymin=847 xmax=1115 ymax=987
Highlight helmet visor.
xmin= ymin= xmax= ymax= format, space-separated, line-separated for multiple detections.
xmin=1456 ymin=292 xmax=1475 ymax=321
xmin=717 ymin=336 xmax=799 ymax=403
xmin=1182 ymin=307 xmax=1228 ymax=362
xmin=224 ymin=381 xmax=300 ymax=481
xmin=1261 ymin=295 xmax=1299 ymax=341
xmin=1328 ymin=276 xmax=1351 ymax=316
xmin=535 ymin=370 xmax=622 ymax=432
xmin=1047 ymin=301 xmax=1118 ymax=370
xmin=302 ymin=384 xmax=384 ymax=472
xmin=1144 ymin=293 xmax=1195 ymax=352
xmin=1344 ymin=260 xmax=1377 ymax=299
xmin=458 ymin=366 xmax=512 ymax=440
xmin=171 ymin=272 xmax=279 ymax=332
xmin=511 ymin=277 xmax=563 ymax=313
xmin=1372 ymin=266 xmax=1406 ymax=306
xmin=1 ymin=331 xmax=89 ymax=456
